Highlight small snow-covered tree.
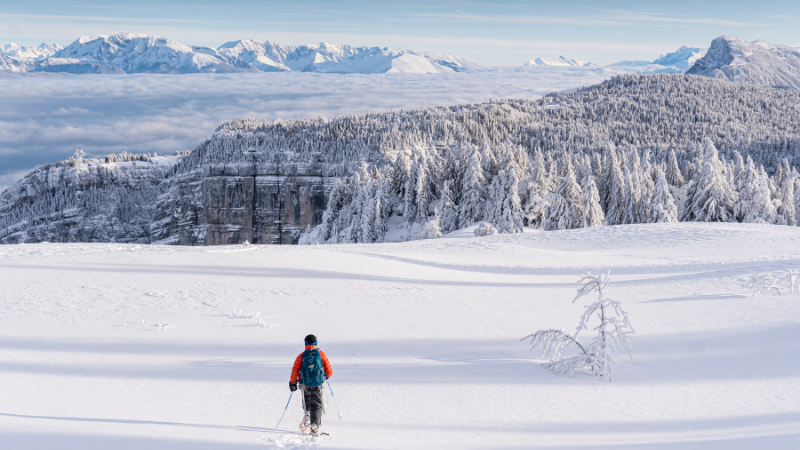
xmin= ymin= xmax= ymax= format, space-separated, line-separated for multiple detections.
xmin=786 ymin=270 xmax=800 ymax=294
xmin=523 ymin=271 xmax=634 ymax=381
xmin=474 ymin=222 xmax=498 ymax=236
xmin=410 ymin=208 xmax=443 ymax=240
xmin=747 ymin=273 xmax=783 ymax=297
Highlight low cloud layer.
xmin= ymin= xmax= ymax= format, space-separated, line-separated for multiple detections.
xmin=0 ymin=66 xmax=643 ymax=191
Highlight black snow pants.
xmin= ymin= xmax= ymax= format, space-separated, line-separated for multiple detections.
xmin=302 ymin=386 xmax=324 ymax=426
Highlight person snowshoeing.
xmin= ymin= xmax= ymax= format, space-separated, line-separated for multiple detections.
xmin=290 ymin=334 xmax=333 ymax=436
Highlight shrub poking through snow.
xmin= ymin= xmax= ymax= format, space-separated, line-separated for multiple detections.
xmin=746 ymin=270 xmax=800 ymax=296
xmin=474 ymin=222 xmax=498 ymax=237
xmin=522 ymin=271 xmax=635 ymax=381
xmin=748 ymin=273 xmax=784 ymax=297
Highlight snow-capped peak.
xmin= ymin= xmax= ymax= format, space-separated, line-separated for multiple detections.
xmin=0 ymin=42 xmax=64 ymax=60
xmin=652 ymin=46 xmax=708 ymax=71
xmin=524 ymin=56 xmax=596 ymax=67
xmin=687 ymin=35 xmax=800 ymax=90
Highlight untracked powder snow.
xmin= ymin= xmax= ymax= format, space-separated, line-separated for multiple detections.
xmin=0 ymin=222 xmax=798 ymax=449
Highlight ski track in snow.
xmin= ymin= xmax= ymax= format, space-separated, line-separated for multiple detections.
xmin=0 ymin=222 xmax=799 ymax=449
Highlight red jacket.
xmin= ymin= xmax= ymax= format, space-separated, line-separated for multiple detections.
xmin=290 ymin=345 xmax=333 ymax=383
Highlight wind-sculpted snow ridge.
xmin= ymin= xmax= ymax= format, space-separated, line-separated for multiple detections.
xmin=4 ymin=74 xmax=800 ymax=246
xmin=687 ymin=36 xmax=800 ymax=90
xmin=0 ymin=33 xmax=476 ymax=75
xmin=0 ymin=152 xmax=181 ymax=244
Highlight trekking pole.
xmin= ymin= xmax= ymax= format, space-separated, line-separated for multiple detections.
xmin=275 ymin=391 xmax=293 ymax=429
xmin=326 ymin=380 xmax=343 ymax=418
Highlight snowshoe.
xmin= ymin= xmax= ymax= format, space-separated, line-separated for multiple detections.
xmin=299 ymin=413 xmax=311 ymax=434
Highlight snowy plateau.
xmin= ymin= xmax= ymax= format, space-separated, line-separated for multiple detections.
xmin=0 ymin=223 xmax=798 ymax=449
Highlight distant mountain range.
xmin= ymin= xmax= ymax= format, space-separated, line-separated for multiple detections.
xmin=604 ymin=46 xmax=708 ymax=72
xmin=3 ymin=34 xmax=800 ymax=91
xmin=0 ymin=33 xmax=477 ymax=75
xmin=525 ymin=46 xmax=706 ymax=72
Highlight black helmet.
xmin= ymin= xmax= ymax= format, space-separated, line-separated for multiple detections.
xmin=304 ymin=334 xmax=317 ymax=345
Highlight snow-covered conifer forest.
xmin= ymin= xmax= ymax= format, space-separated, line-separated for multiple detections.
xmin=4 ymin=74 xmax=800 ymax=245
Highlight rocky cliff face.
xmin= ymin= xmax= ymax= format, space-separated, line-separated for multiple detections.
xmin=149 ymin=161 xmax=346 ymax=245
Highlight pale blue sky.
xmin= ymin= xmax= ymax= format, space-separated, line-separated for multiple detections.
xmin=1 ymin=0 xmax=799 ymax=65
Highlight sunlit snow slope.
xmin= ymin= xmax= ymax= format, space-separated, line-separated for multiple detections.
xmin=0 ymin=223 xmax=798 ymax=449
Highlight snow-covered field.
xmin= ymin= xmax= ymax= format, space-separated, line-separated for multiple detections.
xmin=0 ymin=65 xmax=665 ymax=192
xmin=1 ymin=222 xmax=798 ymax=449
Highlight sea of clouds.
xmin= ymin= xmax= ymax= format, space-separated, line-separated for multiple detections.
xmin=0 ymin=66 xmax=654 ymax=192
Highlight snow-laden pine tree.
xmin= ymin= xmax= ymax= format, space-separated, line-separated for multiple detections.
xmin=622 ymin=164 xmax=640 ymax=224
xmin=580 ymin=174 xmax=604 ymax=228
xmin=778 ymin=173 xmax=798 ymax=226
xmin=666 ymin=148 xmax=685 ymax=188
xmin=605 ymin=151 xmax=626 ymax=225
xmin=681 ymin=138 xmax=737 ymax=222
xmin=543 ymin=193 xmax=568 ymax=231
xmin=637 ymin=149 xmax=654 ymax=221
xmin=521 ymin=152 xmax=549 ymax=228
xmin=647 ymin=166 xmax=678 ymax=223
xmin=648 ymin=165 xmax=678 ymax=223
xmin=523 ymin=271 xmax=634 ymax=381
xmin=359 ymin=182 xmax=378 ymax=243
xmin=737 ymin=156 xmax=779 ymax=224
xmin=493 ymin=167 xmax=524 ymax=233
xmin=556 ymin=162 xmax=582 ymax=229
xmin=316 ymin=179 xmax=349 ymax=243
xmin=457 ymin=151 xmax=485 ymax=227
xmin=437 ymin=180 xmax=459 ymax=233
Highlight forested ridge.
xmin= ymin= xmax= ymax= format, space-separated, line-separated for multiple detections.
xmin=3 ymin=73 xmax=800 ymax=245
